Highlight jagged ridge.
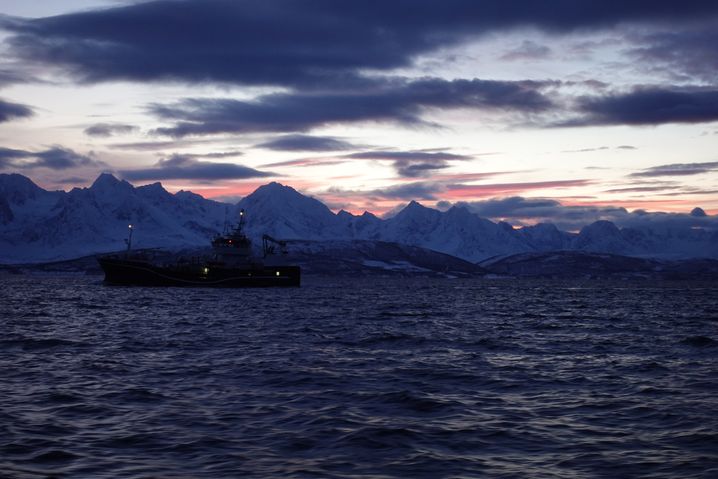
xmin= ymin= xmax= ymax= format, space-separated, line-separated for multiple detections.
xmin=1 ymin=173 xmax=717 ymax=264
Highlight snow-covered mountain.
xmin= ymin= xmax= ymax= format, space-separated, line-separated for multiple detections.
xmin=0 ymin=173 xmax=233 ymax=263
xmin=230 ymin=180 xmax=718 ymax=262
xmin=1 ymin=173 xmax=717 ymax=264
xmin=238 ymin=182 xmax=339 ymax=240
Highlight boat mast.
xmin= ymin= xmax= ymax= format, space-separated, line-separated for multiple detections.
xmin=237 ymin=209 xmax=245 ymax=232
xmin=125 ymin=224 xmax=133 ymax=257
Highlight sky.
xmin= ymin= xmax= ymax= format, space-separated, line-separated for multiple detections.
xmin=0 ymin=0 xmax=717 ymax=228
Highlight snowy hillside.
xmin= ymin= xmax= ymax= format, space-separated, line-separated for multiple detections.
xmin=236 ymin=185 xmax=717 ymax=262
xmin=1 ymin=173 xmax=717 ymax=264
xmin=0 ymin=173 xmax=233 ymax=263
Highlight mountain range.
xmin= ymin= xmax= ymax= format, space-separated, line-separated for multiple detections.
xmin=1 ymin=173 xmax=717 ymax=265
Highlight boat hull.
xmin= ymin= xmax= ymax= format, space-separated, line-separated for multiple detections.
xmin=98 ymin=257 xmax=300 ymax=287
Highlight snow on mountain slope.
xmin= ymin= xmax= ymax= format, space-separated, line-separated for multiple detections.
xmin=1 ymin=173 xmax=717 ymax=264
xmin=238 ymin=182 xmax=338 ymax=240
xmin=571 ymin=220 xmax=718 ymax=259
xmin=378 ymin=203 xmax=529 ymax=262
xmin=0 ymin=174 xmax=63 ymax=227
xmin=519 ymin=223 xmax=574 ymax=251
xmin=0 ymin=173 xmax=232 ymax=263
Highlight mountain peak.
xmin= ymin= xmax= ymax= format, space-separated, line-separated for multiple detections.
xmin=0 ymin=173 xmax=40 ymax=192
xmin=691 ymin=207 xmax=707 ymax=218
xmin=137 ymin=181 xmax=170 ymax=198
xmin=391 ymin=200 xmax=443 ymax=228
xmin=255 ymin=181 xmax=293 ymax=193
xmin=581 ymin=220 xmax=621 ymax=235
xmin=398 ymin=200 xmax=430 ymax=214
xmin=241 ymin=181 xmax=333 ymax=218
xmin=396 ymin=200 xmax=433 ymax=217
xmin=0 ymin=173 xmax=45 ymax=204
xmin=90 ymin=173 xmax=121 ymax=190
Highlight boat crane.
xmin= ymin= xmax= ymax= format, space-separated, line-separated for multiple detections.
xmin=262 ymin=234 xmax=289 ymax=257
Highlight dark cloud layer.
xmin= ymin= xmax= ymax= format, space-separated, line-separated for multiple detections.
xmin=347 ymin=150 xmax=471 ymax=178
xmin=630 ymin=161 xmax=718 ymax=177
xmin=120 ymin=154 xmax=273 ymax=181
xmin=256 ymin=135 xmax=356 ymax=152
xmin=151 ymin=78 xmax=553 ymax=136
xmin=332 ymin=178 xmax=590 ymax=203
xmin=84 ymin=123 xmax=138 ymax=137
xmin=566 ymin=88 xmax=718 ymax=126
xmin=628 ymin=29 xmax=718 ymax=82
xmin=456 ymin=196 xmax=718 ymax=231
xmin=0 ymin=68 xmax=31 ymax=87
xmin=370 ymin=182 xmax=446 ymax=201
xmin=4 ymin=0 xmax=717 ymax=87
xmin=0 ymin=146 xmax=98 ymax=169
xmin=0 ymin=98 xmax=33 ymax=123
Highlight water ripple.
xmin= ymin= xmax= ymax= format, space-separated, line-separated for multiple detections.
xmin=1 ymin=275 xmax=717 ymax=478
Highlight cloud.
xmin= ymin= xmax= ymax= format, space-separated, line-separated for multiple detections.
xmin=107 ymin=138 xmax=223 ymax=151
xmin=455 ymin=196 xmax=718 ymax=231
xmin=604 ymin=185 xmax=678 ymax=193
xmin=0 ymin=98 xmax=33 ymax=123
xmin=150 ymin=77 xmax=553 ymax=136
xmin=562 ymin=146 xmax=609 ymax=153
xmin=0 ymin=67 xmax=31 ymax=88
xmin=0 ymin=147 xmax=29 ymax=163
xmin=0 ymin=146 xmax=99 ymax=169
xmin=628 ymin=28 xmax=718 ymax=82
xmin=256 ymin=135 xmax=356 ymax=152
xmin=327 ymin=181 xmax=447 ymax=201
xmin=630 ymin=161 xmax=718 ymax=177
xmin=30 ymin=148 xmax=99 ymax=169
xmin=259 ymin=158 xmax=346 ymax=168
xmin=460 ymin=196 xmax=568 ymax=218
xmin=562 ymin=145 xmax=635 ymax=153
xmin=371 ymin=182 xmax=446 ymax=201
xmin=4 ymin=1 xmax=718 ymax=87
xmin=119 ymin=154 xmax=274 ymax=181
xmin=500 ymin=40 xmax=551 ymax=61
xmin=84 ymin=123 xmax=138 ymax=137
xmin=564 ymin=87 xmax=718 ymax=126
xmin=446 ymin=179 xmax=591 ymax=197
xmin=346 ymin=150 xmax=472 ymax=178
xmin=186 ymin=151 xmax=244 ymax=159
xmin=329 ymin=178 xmax=589 ymax=203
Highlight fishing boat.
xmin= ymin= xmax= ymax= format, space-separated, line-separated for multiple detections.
xmin=97 ymin=210 xmax=300 ymax=287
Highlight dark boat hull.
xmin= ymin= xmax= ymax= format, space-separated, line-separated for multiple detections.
xmin=98 ymin=257 xmax=300 ymax=287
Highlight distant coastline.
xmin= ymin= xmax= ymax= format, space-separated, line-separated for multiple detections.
xmin=3 ymin=247 xmax=718 ymax=281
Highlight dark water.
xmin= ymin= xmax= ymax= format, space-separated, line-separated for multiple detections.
xmin=1 ymin=275 xmax=717 ymax=478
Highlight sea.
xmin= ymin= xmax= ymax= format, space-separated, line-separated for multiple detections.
xmin=1 ymin=274 xmax=717 ymax=479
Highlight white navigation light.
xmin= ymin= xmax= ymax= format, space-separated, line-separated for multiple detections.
xmin=128 ymin=224 xmax=133 ymax=229
xmin=203 ymin=267 xmax=209 ymax=274
xmin=276 ymin=271 xmax=280 ymax=276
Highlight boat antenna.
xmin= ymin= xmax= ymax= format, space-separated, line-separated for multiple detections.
xmin=238 ymin=209 xmax=245 ymax=231
xmin=125 ymin=224 xmax=133 ymax=257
